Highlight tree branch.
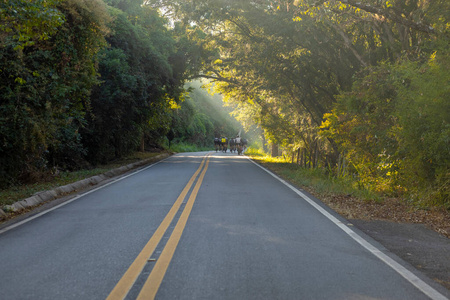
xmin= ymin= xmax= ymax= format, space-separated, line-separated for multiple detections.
xmin=339 ymin=0 xmax=435 ymax=34
xmin=311 ymin=0 xmax=435 ymax=34
xmin=330 ymin=22 xmax=368 ymax=67
xmin=188 ymin=74 xmax=238 ymax=84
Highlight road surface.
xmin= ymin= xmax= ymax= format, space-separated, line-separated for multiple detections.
xmin=0 ymin=152 xmax=448 ymax=299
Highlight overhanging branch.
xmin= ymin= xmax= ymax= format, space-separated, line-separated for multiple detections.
xmin=188 ymin=74 xmax=238 ymax=84
xmin=312 ymin=0 xmax=435 ymax=35
xmin=341 ymin=0 xmax=435 ymax=34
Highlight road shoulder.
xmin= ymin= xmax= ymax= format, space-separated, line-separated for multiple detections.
xmin=351 ymin=219 xmax=450 ymax=291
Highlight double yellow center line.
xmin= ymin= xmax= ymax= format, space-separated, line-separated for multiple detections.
xmin=107 ymin=154 xmax=211 ymax=300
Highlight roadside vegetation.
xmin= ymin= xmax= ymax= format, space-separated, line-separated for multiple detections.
xmin=0 ymin=152 xmax=164 ymax=208
xmin=168 ymin=143 xmax=211 ymax=153
xmin=246 ymin=147 xmax=381 ymax=202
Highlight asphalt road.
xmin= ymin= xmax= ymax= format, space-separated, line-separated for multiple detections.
xmin=0 ymin=152 xmax=448 ymax=300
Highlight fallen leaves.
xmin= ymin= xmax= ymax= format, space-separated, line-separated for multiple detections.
xmin=319 ymin=192 xmax=450 ymax=238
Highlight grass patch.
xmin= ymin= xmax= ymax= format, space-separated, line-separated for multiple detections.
xmin=248 ymin=153 xmax=380 ymax=202
xmin=0 ymin=151 xmax=163 ymax=207
xmin=244 ymin=147 xmax=266 ymax=157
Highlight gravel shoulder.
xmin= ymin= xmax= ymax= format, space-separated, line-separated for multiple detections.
xmin=351 ymin=219 xmax=450 ymax=291
xmin=313 ymin=192 xmax=450 ymax=292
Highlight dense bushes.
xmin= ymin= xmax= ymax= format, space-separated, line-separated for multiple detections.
xmin=0 ymin=0 xmax=110 ymax=185
xmin=81 ymin=6 xmax=178 ymax=164
xmin=323 ymin=51 xmax=449 ymax=207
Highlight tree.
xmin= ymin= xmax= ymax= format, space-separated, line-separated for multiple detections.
xmin=0 ymin=0 xmax=64 ymax=50
xmin=0 ymin=0 xmax=110 ymax=185
xmin=149 ymin=0 xmax=449 ymax=206
xmin=323 ymin=50 xmax=449 ymax=206
xmin=81 ymin=3 xmax=185 ymax=163
xmin=148 ymin=1 xmax=358 ymax=156
xmin=170 ymin=81 xmax=242 ymax=147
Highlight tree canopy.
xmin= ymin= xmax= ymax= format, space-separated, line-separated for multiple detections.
xmin=0 ymin=0 xmax=194 ymax=184
xmin=1 ymin=0 xmax=448 ymax=207
xmin=148 ymin=0 xmax=449 ymax=207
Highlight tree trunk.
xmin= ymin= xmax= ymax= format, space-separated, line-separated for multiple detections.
xmin=140 ymin=135 xmax=145 ymax=152
xmin=314 ymin=141 xmax=319 ymax=169
xmin=337 ymin=152 xmax=342 ymax=176
xmin=303 ymin=149 xmax=307 ymax=168
xmin=262 ymin=134 xmax=268 ymax=153
xmin=271 ymin=144 xmax=279 ymax=157
xmin=308 ymin=148 xmax=312 ymax=169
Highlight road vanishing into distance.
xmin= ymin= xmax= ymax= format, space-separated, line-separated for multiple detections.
xmin=0 ymin=152 xmax=448 ymax=300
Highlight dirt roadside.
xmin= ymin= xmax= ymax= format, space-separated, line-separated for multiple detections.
xmin=351 ymin=219 xmax=450 ymax=290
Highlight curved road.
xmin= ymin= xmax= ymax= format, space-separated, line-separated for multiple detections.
xmin=0 ymin=152 xmax=448 ymax=299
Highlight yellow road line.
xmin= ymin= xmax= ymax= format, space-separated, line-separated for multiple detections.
xmin=106 ymin=155 xmax=208 ymax=300
xmin=136 ymin=156 xmax=210 ymax=300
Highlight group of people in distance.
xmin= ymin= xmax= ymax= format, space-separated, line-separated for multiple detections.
xmin=214 ymin=136 xmax=248 ymax=155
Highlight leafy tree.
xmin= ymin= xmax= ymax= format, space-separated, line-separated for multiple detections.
xmin=82 ymin=2 xmax=198 ymax=163
xmin=392 ymin=51 xmax=450 ymax=207
xmin=170 ymin=81 xmax=242 ymax=147
xmin=0 ymin=0 xmax=64 ymax=50
xmin=151 ymin=0 xmax=449 ymax=206
xmin=0 ymin=0 xmax=110 ymax=185
xmin=322 ymin=64 xmax=400 ymax=190
xmin=148 ymin=0 xmax=360 ymax=160
xmin=323 ymin=49 xmax=449 ymax=206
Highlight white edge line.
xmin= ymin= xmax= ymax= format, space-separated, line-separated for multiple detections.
xmin=247 ymin=157 xmax=448 ymax=300
xmin=0 ymin=158 xmax=169 ymax=235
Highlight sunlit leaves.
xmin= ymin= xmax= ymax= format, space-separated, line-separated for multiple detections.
xmin=151 ymin=0 xmax=448 ymax=206
xmin=323 ymin=49 xmax=450 ymax=205
xmin=0 ymin=0 xmax=65 ymax=50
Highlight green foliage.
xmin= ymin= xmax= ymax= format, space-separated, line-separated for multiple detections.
xmin=248 ymin=150 xmax=380 ymax=202
xmin=0 ymin=0 xmax=229 ymax=188
xmin=323 ymin=50 xmax=449 ymax=207
xmin=169 ymin=81 xmax=242 ymax=148
xmin=0 ymin=0 xmax=110 ymax=186
xmin=392 ymin=51 xmax=450 ymax=207
xmin=81 ymin=4 xmax=192 ymax=164
xmin=169 ymin=142 xmax=211 ymax=153
xmin=154 ymin=0 xmax=449 ymax=208
xmin=245 ymin=147 xmax=266 ymax=157
xmin=322 ymin=64 xmax=400 ymax=190
xmin=0 ymin=0 xmax=65 ymax=49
